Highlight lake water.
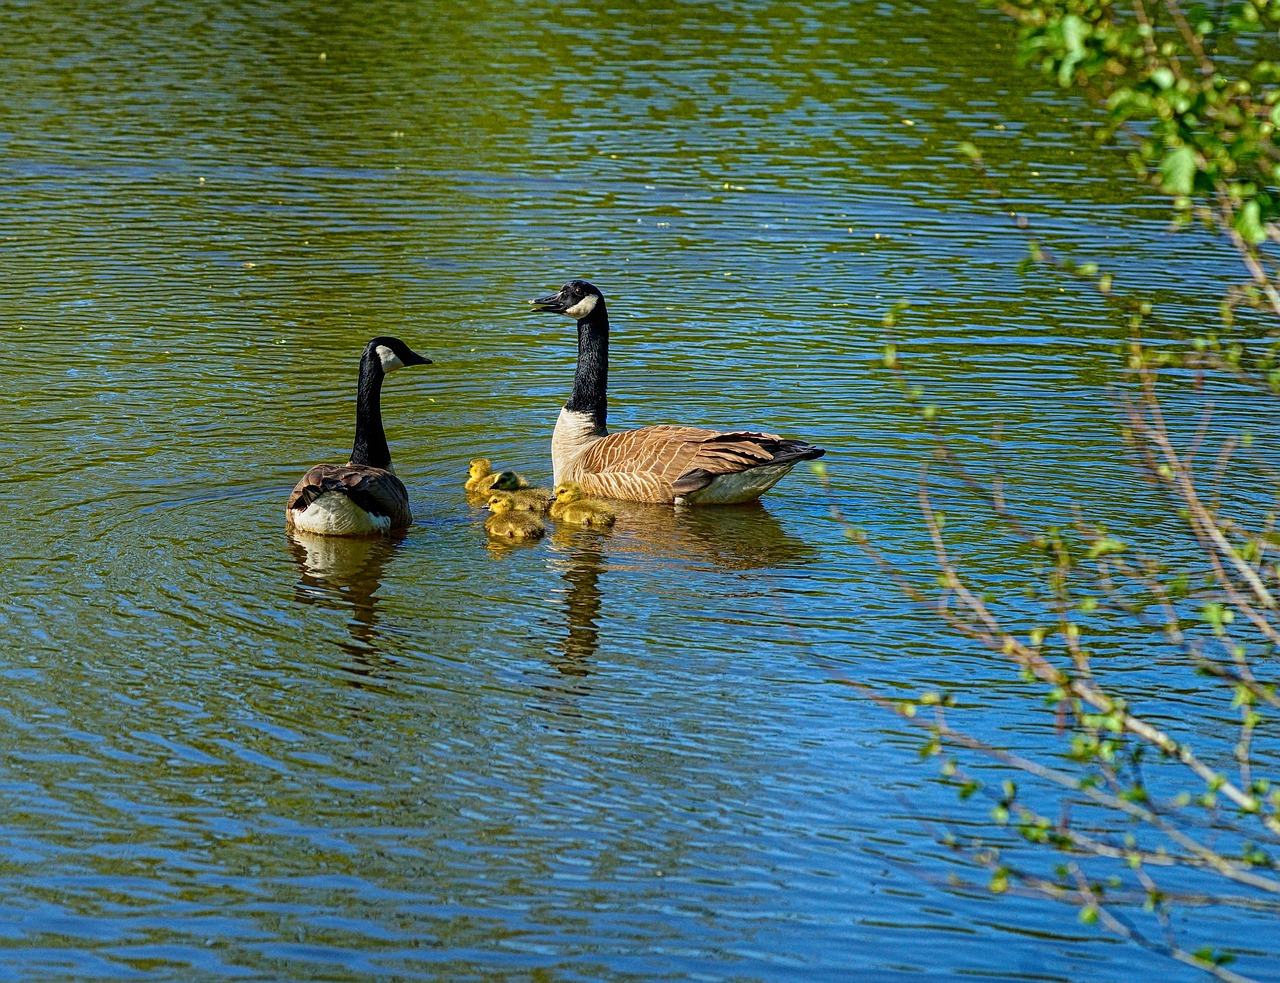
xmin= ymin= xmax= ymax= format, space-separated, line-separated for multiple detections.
xmin=2 ymin=1 xmax=1276 ymax=980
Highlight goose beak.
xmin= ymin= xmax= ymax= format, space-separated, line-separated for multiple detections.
xmin=529 ymin=290 xmax=568 ymax=314
xmin=404 ymin=351 xmax=433 ymax=366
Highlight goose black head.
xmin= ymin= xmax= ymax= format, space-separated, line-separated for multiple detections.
xmin=366 ymin=336 xmax=433 ymax=374
xmin=530 ymin=280 xmax=604 ymax=320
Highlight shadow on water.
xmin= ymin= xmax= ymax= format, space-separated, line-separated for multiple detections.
xmin=608 ymin=499 xmax=817 ymax=571
xmin=542 ymin=501 xmax=816 ymax=681
xmin=286 ymin=530 xmax=404 ymax=670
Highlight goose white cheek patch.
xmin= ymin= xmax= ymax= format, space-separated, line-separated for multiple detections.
xmin=376 ymin=345 xmax=404 ymax=372
xmin=563 ymin=294 xmax=598 ymax=319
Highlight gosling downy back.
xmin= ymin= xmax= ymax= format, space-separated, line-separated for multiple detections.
xmin=492 ymin=471 xmax=550 ymax=512
xmin=485 ymin=492 xmax=546 ymax=540
xmin=550 ymin=481 xmax=615 ymax=527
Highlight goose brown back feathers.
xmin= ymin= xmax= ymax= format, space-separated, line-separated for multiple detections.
xmin=287 ymin=464 xmax=412 ymax=531
xmin=285 ymin=336 xmax=431 ymax=536
xmin=566 ymin=425 xmax=807 ymax=502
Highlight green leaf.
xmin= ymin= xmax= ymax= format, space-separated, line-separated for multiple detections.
xmin=1201 ymin=602 xmax=1235 ymax=630
xmin=1087 ymin=536 xmax=1126 ymax=559
xmin=1057 ymin=15 xmax=1090 ymax=88
xmin=1160 ymin=146 xmax=1197 ymax=196
xmin=1193 ymin=947 xmax=1237 ymax=968
xmin=1236 ymin=200 xmax=1267 ymax=245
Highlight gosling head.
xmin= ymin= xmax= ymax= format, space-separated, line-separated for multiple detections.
xmin=468 ymin=458 xmax=492 ymax=479
xmin=491 ymin=470 xmax=526 ymax=491
xmin=486 ymin=492 xmax=516 ymax=515
xmin=554 ymin=482 xmax=584 ymax=503
xmin=530 ymin=279 xmax=604 ymax=321
xmin=366 ymin=337 xmax=432 ymax=374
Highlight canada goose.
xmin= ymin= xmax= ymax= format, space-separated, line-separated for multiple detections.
xmin=550 ymin=482 xmax=616 ymax=528
xmin=485 ymin=492 xmax=546 ymax=541
xmin=286 ymin=337 xmax=431 ymax=536
xmin=492 ymin=471 xmax=552 ymax=512
xmin=529 ymin=279 xmax=826 ymax=504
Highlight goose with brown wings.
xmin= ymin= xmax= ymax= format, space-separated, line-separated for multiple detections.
xmin=286 ymin=337 xmax=432 ymax=535
xmin=529 ymin=279 xmax=824 ymax=504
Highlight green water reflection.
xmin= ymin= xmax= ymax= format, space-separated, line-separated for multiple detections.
xmin=0 ymin=0 xmax=1267 ymax=980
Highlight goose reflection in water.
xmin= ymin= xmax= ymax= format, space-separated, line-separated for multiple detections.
xmin=606 ymin=499 xmax=815 ymax=571
xmin=544 ymin=500 xmax=815 ymax=681
xmin=287 ymin=530 xmax=403 ymax=670
xmin=546 ymin=540 xmax=606 ymax=678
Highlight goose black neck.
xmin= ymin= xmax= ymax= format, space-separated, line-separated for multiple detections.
xmin=349 ymin=349 xmax=391 ymax=469
xmin=565 ymin=300 xmax=608 ymax=433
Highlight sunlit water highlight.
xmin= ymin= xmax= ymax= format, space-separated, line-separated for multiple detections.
xmin=1 ymin=1 xmax=1276 ymax=980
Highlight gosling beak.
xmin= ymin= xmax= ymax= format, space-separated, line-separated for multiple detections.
xmin=529 ymin=289 xmax=568 ymax=314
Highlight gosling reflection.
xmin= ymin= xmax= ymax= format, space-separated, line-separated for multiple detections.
xmin=287 ymin=530 xmax=402 ymax=663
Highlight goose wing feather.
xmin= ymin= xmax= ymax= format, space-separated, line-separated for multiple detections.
xmin=287 ymin=463 xmax=412 ymax=528
xmin=574 ymin=425 xmax=816 ymax=502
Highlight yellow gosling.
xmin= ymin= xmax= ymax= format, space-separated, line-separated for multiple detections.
xmin=551 ymin=482 xmax=616 ymax=529
xmin=492 ymin=471 xmax=550 ymax=512
xmin=465 ymin=458 xmax=502 ymax=496
xmin=485 ymin=492 xmax=546 ymax=541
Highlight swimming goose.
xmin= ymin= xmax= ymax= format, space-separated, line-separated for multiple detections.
xmin=550 ymin=481 xmax=616 ymax=528
xmin=529 ymin=279 xmax=825 ymax=504
xmin=286 ymin=337 xmax=431 ymax=536
xmin=485 ymin=492 xmax=546 ymax=541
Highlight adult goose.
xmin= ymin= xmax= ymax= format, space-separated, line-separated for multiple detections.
xmin=529 ymin=279 xmax=825 ymax=504
xmin=286 ymin=337 xmax=432 ymax=536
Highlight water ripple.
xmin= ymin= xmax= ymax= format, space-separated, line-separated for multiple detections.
xmin=0 ymin=0 xmax=1268 ymax=979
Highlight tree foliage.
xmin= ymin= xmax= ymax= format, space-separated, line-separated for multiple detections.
xmin=838 ymin=2 xmax=1280 ymax=979
xmin=1007 ymin=0 xmax=1280 ymax=242
xmin=1004 ymin=0 xmax=1280 ymax=380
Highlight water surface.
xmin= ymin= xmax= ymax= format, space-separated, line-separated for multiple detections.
xmin=2 ymin=1 xmax=1275 ymax=980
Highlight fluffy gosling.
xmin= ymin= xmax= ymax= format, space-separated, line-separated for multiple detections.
xmin=492 ymin=471 xmax=551 ymax=513
xmin=485 ymin=492 xmax=546 ymax=541
xmin=551 ymin=482 xmax=617 ymax=529
xmin=465 ymin=458 xmax=502 ymax=497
